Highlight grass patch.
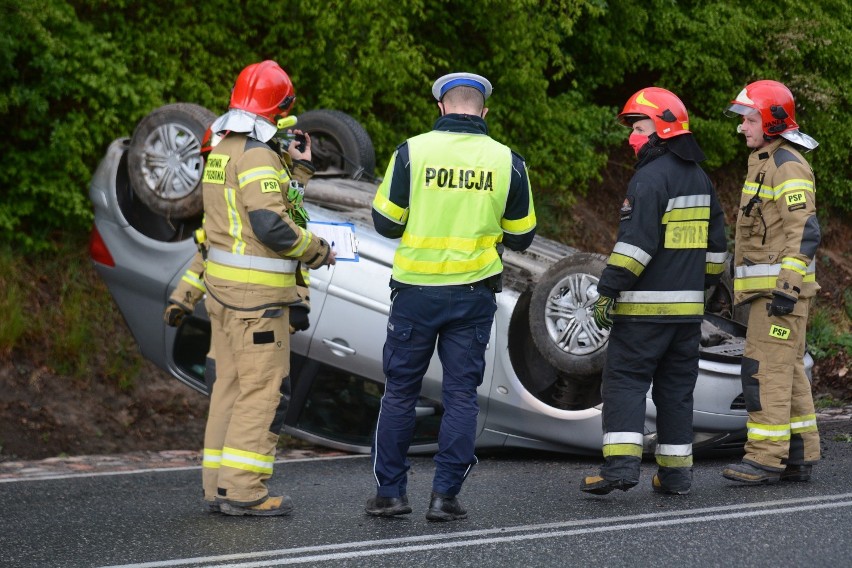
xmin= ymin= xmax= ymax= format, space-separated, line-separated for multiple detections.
xmin=834 ymin=433 xmax=852 ymax=443
xmin=814 ymin=394 xmax=846 ymax=410
xmin=1 ymin=237 xmax=147 ymax=390
xmin=0 ymin=249 xmax=27 ymax=353
xmin=807 ymin=305 xmax=852 ymax=360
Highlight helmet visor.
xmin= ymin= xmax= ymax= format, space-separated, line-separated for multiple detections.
xmin=618 ymin=113 xmax=649 ymax=126
xmin=725 ymin=103 xmax=758 ymax=118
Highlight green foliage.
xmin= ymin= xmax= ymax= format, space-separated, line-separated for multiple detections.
xmin=1 ymin=0 xmax=851 ymax=252
xmin=807 ymin=306 xmax=852 ymax=360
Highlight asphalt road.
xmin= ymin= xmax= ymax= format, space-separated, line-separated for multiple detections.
xmin=2 ymin=419 xmax=851 ymax=568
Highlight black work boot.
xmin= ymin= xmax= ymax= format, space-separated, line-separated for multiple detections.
xmin=780 ymin=464 xmax=812 ymax=482
xmin=365 ymin=495 xmax=412 ymax=517
xmin=722 ymin=462 xmax=781 ymax=485
xmin=580 ymin=475 xmax=638 ymax=495
xmin=651 ymin=474 xmax=690 ymax=495
xmin=426 ymin=492 xmax=468 ymax=522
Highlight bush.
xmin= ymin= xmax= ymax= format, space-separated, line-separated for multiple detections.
xmin=1 ymin=0 xmax=850 ymax=252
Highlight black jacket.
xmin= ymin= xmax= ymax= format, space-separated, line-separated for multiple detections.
xmin=598 ymin=143 xmax=727 ymax=323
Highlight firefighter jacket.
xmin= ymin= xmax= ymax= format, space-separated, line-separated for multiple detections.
xmin=597 ymin=145 xmax=727 ymax=323
xmin=371 ymin=114 xmax=536 ymax=286
xmin=201 ymin=133 xmax=331 ymax=310
xmin=733 ymin=138 xmax=820 ymax=305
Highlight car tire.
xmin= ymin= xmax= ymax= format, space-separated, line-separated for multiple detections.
xmin=528 ymin=252 xmax=609 ymax=375
xmin=127 ymin=103 xmax=216 ymax=220
xmin=296 ymin=110 xmax=375 ymax=179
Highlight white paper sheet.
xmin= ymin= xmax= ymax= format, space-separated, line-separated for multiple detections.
xmin=307 ymin=221 xmax=359 ymax=261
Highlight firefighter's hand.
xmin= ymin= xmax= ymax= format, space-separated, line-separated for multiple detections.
xmin=163 ymin=303 xmax=191 ymax=327
xmin=767 ymin=293 xmax=796 ymax=317
xmin=322 ymin=248 xmax=337 ymax=267
xmin=289 ymin=306 xmax=310 ymax=333
xmin=286 ymin=129 xmax=311 ymax=162
xmin=592 ymin=295 xmax=615 ymax=330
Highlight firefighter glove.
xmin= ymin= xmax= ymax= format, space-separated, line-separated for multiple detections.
xmin=767 ymin=293 xmax=796 ymax=317
xmin=163 ymin=302 xmax=191 ymax=327
xmin=592 ymin=295 xmax=615 ymax=330
xmin=289 ymin=305 xmax=310 ymax=332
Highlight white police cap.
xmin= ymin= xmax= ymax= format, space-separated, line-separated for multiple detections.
xmin=432 ymin=72 xmax=492 ymax=101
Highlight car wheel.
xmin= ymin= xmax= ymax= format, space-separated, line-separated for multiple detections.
xmin=296 ymin=110 xmax=375 ymax=179
xmin=127 ymin=103 xmax=215 ymax=220
xmin=528 ymin=253 xmax=609 ymax=375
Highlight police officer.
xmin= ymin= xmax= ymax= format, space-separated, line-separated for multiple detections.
xmin=581 ymin=88 xmax=727 ymax=496
xmin=722 ymin=80 xmax=821 ymax=485
xmin=367 ymin=72 xmax=536 ymax=521
xmin=198 ymin=60 xmax=335 ymax=516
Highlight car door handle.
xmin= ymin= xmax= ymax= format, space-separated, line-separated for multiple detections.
xmin=321 ymin=338 xmax=357 ymax=356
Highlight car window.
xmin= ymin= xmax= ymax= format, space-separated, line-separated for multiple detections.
xmin=288 ymin=354 xmax=441 ymax=450
xmin=171 ymin=315 xmax=211 ymax=393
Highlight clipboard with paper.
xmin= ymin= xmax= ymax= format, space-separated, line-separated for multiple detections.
xmin=307 ymin=221 xmax=359 ymax=262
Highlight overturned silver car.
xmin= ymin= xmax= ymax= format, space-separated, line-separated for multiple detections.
xmin=88 ymin=104 xmax=810 ymax=456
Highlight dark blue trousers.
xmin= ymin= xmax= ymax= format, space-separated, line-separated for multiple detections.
xmin=372 ymin=284 xmax=496 ymax=498
xmin=600 ymin=320 xmax=700 ymax=487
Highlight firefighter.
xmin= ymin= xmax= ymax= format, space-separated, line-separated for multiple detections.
xmin=197 ymin=60 xmax=335 ymax=516
xmin=580 ymin=87 xmax=727 ymax=496
xmin=721 ymin=80 xmax=821 ymax=485
xmin=367 ymin=72 xmax=536 ymax=521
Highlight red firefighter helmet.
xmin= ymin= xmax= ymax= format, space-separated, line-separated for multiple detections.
xmin=229 ymin=60 xmax=296 ymax=123
xmin=618 ymin=87 xmax=690 ymax=139
xmin=726 ymin=80 xmax=798 ymax=136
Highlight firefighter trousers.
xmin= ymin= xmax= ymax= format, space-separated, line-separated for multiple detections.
xmin=202 ymin=298 xmax=291 ymax=506
xmin=372 ymin=284 xmax=496 ymax=498
xmin=600 ymin=321 xmax=700 ymax=490
xmin=741 ymin=297 xmax=819 ymax=471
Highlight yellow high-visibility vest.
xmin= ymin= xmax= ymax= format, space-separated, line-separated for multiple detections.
xmin=392 ymin=130 xmax=512 ymax=285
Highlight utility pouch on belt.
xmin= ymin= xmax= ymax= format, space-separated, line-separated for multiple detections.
xmin=486 ymin=243 xmax=504 ymax=292
xmin=484 ymin=272 xmax=503 ymax=293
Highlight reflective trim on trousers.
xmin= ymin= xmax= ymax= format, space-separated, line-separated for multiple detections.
xmin=747 ymin=421 xmax=791 ymax=442
xmin=790 ymin=414 xmax=818 ymax=434
xmin=202 ymin=448 xmax=222 ymax=469
xmin=221 ymin=446 xmax=275 ymax=475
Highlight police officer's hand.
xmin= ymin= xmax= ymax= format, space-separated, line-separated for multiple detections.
xmin=163 ymin=303 xmax=191 ymax=327
xmin=592 ymin=295 xmax=615 ymax=330
xmin=767 ymin=293 xmax=796 ymax=317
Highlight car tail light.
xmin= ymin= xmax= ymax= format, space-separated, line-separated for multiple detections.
xmin=89 ymin=226 xmax=115 ymax=267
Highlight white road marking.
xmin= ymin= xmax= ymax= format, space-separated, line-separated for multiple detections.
xmin=99 ymin=492 xmax=852 ymax=568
